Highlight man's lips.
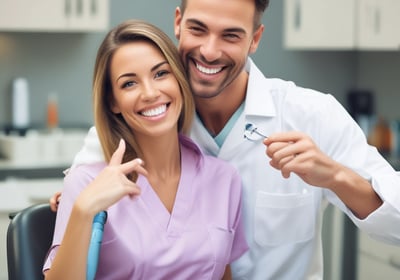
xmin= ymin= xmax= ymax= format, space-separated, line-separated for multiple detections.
xmin=194 ymin=61 xmax=223 ymax=75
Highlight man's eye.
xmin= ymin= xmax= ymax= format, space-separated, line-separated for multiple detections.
xmin=224 ymin=33 xmax=240 ymax=40
xmin=189 ymin=26 xmax=205 ymax=34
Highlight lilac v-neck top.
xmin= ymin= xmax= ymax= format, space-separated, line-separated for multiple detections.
xmin=43 ymin=135 xmax=248 ymax=279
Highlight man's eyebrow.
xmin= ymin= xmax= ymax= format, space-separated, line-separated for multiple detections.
xmin=186 ymin=18 xmax=246 ymax=34
xmin=186 ymin=18 xmax=207 ymax=28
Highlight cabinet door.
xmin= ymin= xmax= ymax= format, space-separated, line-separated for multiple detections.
xmin=357 ymin=0 xmax=400 ymax=50
xmin=358 ymin=254 xmax=400 ymax=280
xmin=0 ymin=0 xmax=108 ymax=32
xmin=284 ymin=0 xmax=356 ymax=50
xmin=67 ymin=0 xmax=109 ymax=32
xmin=0 ymin=0 xmax=67 ymax=31
xmin=357 ymin=231 xmax=400 ymax=279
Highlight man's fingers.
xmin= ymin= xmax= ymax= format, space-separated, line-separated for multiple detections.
xmin=264 ymin=131 xmax=302 ymax=144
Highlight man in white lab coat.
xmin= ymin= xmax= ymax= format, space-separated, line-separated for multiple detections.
xmin=64 ymin=0 xmax=400 ymax=279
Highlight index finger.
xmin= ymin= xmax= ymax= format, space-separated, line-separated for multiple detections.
xmin=264 ymin=131 xmax=302 ymax=145
xmin=109 ymin=138 xmax=126 ymax=166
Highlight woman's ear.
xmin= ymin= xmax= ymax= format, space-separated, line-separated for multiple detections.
xmin=111 ymin=105 xmax=121 ymax=114
xmin=110 ymin=97 xmax=121 ymax=114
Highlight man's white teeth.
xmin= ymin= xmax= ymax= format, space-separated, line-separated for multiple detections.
xmin=141 ymin=104 xmax=167 ymax=117
xmin=196 ymin=63 xmax=222 ymax=74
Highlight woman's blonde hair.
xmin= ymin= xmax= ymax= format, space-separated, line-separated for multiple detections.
xmin=92 ymin=19 xmax=194 ymax=174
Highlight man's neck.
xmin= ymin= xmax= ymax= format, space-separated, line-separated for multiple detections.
xmin=195 ymin=71 xmax=248 ymax=136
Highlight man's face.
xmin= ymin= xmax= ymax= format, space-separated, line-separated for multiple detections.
xmin=174 ymin=0 xmax=263 ymax=99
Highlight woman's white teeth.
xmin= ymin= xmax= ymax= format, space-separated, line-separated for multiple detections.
xmin=141 ymin=104 xmax=167 ymax=117
xmin=196 ymin=63 xmax=222 ymax=74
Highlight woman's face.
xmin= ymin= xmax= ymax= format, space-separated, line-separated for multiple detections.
xmin=110 ymin=41 xmax=182 ymax=139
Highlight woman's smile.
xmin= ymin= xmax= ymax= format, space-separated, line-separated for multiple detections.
xmin=139 ymin=103 xmax=170 ymax=117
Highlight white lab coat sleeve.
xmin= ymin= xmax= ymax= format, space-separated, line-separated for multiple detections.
xmin=347 ymin=172 xmax=400 ymax=245
xmin=70 ymin=126 xmax=103 ymax=169
xmin=316 ymin=94 xmax=400 ymax=245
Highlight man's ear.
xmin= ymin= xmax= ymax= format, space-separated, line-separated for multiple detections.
xmin=249 ymin=24 xmax=264 ymax=54
xmin=174 ymin=7 xmax=182 ymax=40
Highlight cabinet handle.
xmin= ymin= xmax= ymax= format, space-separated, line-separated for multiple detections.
xmin=374 ymin=6 xmax=380 ymax=34
xmin=91 ymin=0 xmax=98 ymax=15
xmin=76 ymin=0 xmax=83 ymax=16
xmin=294 ymin=0 xmax=301 ymax=30
xmin=389 ymin=256 xmax=400 ymax=270
xmin=65 ymin=0 xmax=71 ymax=16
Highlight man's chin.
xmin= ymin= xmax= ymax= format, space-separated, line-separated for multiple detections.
xmin=192 ymin=89 xmax=222 ymax=99
xmin=188 ymin=74 xmax=225 ymax=98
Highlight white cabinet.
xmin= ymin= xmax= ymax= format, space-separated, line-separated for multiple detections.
xmin=0 ymin=0 xmax=109 ymax=32
xmin=284 ymin=0 xmax=400 ymax=50
xmin=357 ymin=231 xmax=400 ymax=280
xmin=284 ymin=0 xmax=355 ymax=50
xmin=357 ymin=0 xmax=400 ymax=50
xmin=66 ymin=0 xmax=109 ymax=31
xmin=0 ymin=178 xmax=63 ymax=280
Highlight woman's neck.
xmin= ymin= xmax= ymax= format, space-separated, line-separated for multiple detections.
xmin=137 ymin=132 xmax=181 ymax=177
xmin=136 ymin=132 xmax=181 ymax=213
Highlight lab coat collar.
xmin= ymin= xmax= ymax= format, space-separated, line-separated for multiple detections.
xmin=191 ymin=110 xmax=248 ymax=158
xmin=218 ymin=58 xmax=276 ymax=156
xmin=191 ymin=114 xmax=219 ymax=156
xmin=244 ymin=58 xmax=276 ymax=118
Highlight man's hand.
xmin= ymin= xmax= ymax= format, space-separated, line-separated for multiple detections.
xmin=263 ymin=131 xmax=339 ymax=188
xmin=263 ymin=131 xmax=382 ymax=218
xmin=50 ymin=191 xmax=62 ymax=212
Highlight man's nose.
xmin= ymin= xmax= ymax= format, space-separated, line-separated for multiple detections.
xmin=199 ymin=36 xmax=222 ymax=62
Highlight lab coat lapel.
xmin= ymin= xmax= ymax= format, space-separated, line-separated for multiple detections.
xmin=219 ymin=59 xmax=277 ymax=157
xmin=190 ymin=115 xmax=220 ymax=156
xmin=218 ymin=113 xmax=247 ymax=158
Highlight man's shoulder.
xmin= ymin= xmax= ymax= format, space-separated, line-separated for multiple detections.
xmin=71 ymin=126 xmax=104 ymax=168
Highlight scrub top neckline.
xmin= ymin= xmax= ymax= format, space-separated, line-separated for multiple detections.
xmin=136 ymin=143 xmax=196 ymax=237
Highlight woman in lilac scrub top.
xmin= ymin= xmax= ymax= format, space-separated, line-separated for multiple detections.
xmin=43 ymin=19 xmax=248 ymax=280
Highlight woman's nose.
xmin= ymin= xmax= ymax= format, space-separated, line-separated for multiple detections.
xmin=141 ymin=82 xmax=160 ymax=101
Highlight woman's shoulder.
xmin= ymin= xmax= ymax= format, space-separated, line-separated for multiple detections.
xmin=66 ymin=161 xmax=107 ymax=176
xmin=64 ymin=162 xmax=107 ymax=189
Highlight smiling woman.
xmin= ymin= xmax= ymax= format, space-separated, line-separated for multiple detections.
xmin=42 ymin=19 xmax=248 ymax=280
xmin=109 ymin=41 xmax=183 ymax=144
xmin=110 ymin=41 xmax=182 ymax=139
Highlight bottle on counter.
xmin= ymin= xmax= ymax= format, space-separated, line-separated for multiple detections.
xmin=368 ymin=116 xmax=392 ymax=157
xmin=47 ymin=93 xmax=59 ymax=130
xmin=11 ymin=77 xmax=30 ymax=135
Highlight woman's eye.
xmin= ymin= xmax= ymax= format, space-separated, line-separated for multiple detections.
xmin=122 ymin=81 xmax=135 ymax=89
xmin=155 ymin=70 xmax=169 ymax=79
